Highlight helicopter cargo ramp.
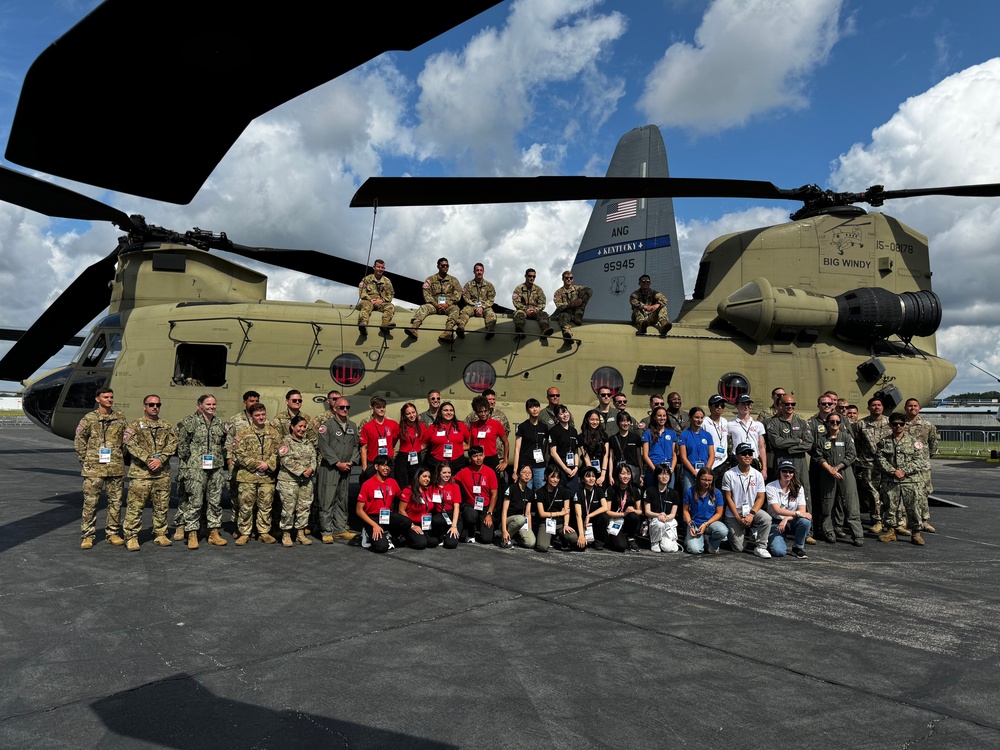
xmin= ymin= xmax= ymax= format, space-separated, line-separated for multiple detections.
xmin=1 ymin=426 xmax=998 ymax=748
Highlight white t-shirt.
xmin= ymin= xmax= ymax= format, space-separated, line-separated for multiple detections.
xmin=765 ymin=480 xmax=806 ymax=514
xmin=705 ymin=417 xmax=730 ymax=463
xmin=721 ymin=466 xmax=765 ymax=518
xmin=728 ymin=416 xmax=765 ymax=459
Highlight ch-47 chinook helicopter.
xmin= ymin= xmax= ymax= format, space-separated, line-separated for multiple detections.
xmin=0 ymin=1 xmax=986 ymax=441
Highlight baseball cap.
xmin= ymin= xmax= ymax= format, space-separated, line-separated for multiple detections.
xmin=735 ymin=442 xmax=755 ymax=455
xmin=708 ymin=395 xmax=727 ymax=406
xmin=777 ymin=459 xmax=796 ymax=472
xmin=736 ymin=394 xmax=754 ymax=404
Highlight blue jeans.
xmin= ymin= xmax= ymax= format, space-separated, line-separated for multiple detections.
xmin=768 ymin=517 xmax=812 ymax=556
xmin=530 ymin=468 xmax=546 ymax=490
xmin=685 ymin=521 xmax=728 ymax=553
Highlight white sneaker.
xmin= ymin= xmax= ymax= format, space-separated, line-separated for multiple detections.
xmin=361 ymin=528 xmax=371 ymax=549
xmin=465 ymin=537 xmax=477 ymax=544
xmin=753 ymin=546 xmax=772 ymax=559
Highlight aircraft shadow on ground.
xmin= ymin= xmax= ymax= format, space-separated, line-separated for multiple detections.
xmin=90 ymin=674 xmax=457 ymax=749
xmin=0 ymin=492 xmax=81 ymax=554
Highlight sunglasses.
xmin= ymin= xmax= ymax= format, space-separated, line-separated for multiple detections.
xmin=289 ymin=398 xmax=302 ymax=403
xmin=890 ymin=421 xmax=904 ymax=426
xmin=144 ymin=402 xmax=161 ymax=407
xmin=780 ymin=469 xmax=795 ymax=474
xmin=782 ymin=402 xmax=796 ymax=407
xmin=827 ymin=420 xmax=841 ymax=425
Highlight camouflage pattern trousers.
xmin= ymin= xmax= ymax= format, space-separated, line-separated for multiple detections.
xmin=181 ymin=468 xmax=226 ymax=531
xmin=277 ymin=478 xmax=314 ymax=530
xmin=879 ymin=480 xmax=927 ymax=531
xmin=237 ymin=481 xmax=275 ymax=536
xmin=855 ymin=465 xmax=883 ymax=522
xmin=123 ymin=477 xmax=171 ymax=540
xmin=81 ymin=475 xmax=124 ymax=541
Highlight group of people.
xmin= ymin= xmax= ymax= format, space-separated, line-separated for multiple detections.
xmin=356 ymin=258 xmax=674 ymax=342
xmin=74 ymin=380 xmax=938 ymax=560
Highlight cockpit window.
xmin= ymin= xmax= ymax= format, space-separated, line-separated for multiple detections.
xmin=80 ymin=332 xmax=122 ymax=368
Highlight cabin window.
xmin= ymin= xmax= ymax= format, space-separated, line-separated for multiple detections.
xmin=590 ymin=367 xmax=624 ymax=396
xmin=62 ymin=375 xmax=108 ymax=408
xmin=717 ymin=373 xmax=750 ymax=404
xmin=463 ymin=361 xmax=496 ymax=393
xmin=174 ymin=344 xmax=227 ymax=387
xmin=81 ymin=332 xmax=122 ymax=368
xmin=330 ymin=353 xmax=365 ymax=387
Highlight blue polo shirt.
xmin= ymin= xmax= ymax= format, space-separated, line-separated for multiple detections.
xmin=679 ymin=428 xmax=713 ymax=469
xmin=684 ymin=487 xmax=724 ymax=526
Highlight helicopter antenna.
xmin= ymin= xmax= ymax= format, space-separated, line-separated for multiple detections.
xmin=970 ymin=362 xmax=1000 ymax=383
xmin=364 ymin=200 xmax=379 ymax=273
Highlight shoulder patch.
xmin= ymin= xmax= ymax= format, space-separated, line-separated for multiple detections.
xmin=423 ymin=281 xmax=430 ymax=289
xmin=123 ymin=429 xmax=135 ymax=443
xmin=359 ymin=280 xmax=365 ymax=289
xmin=279 ymin=445 xmax=290 ymax=455
xmin=318 ymin=424 xmax=327 ymax=433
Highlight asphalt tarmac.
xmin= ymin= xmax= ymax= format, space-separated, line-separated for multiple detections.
xmin=2 ymin=425 xmax=999 ymax=749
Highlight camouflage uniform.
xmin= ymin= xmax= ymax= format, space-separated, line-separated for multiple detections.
xmin=223 ymin=410 xmax=255 ymax=526
xmin=875 ymin=433 xmax=929 ymax=531
xmin=270 ymin=409 xmax=319 ymax=448
xmin=74 ymin=409 xmax=128 ymax=542
xmin=410 ymin=273 xmax=462 ymax=332
xmin=231 ymin=424 xmax=281 ymax=536
xmin=553 ymin=284 xmax=593 ymax=337
xmin=854 ymin=415 xmax=891 ymax=524
xmin=904 ymin=415 xmax=939 ymax=510
xmin=457 ymin=278 xmax=497 ymax=334
xmin=277 ymin=434 xmax=317 ymax=530
xmin=123 ymin=418 xmax=178 ymax=541
xmin=356 ymin=273 xmax=395 ymax=327
xmin=176 ymin=412 xmax=228 ymax=532
xmin=629 ymin=286 xmax=670 ymax=334
xmin=511 ymin=283 xmax=551 ymax=334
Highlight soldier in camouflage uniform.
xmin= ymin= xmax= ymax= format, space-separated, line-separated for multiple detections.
xmin=270 ymin=389 xmax=319 ymax=446
xmin=219 ymin=389 xmax=260 ymax=539
xmin=74 ymin=387 xmax=128 ymax=549
xmin=874 ymin=413 xmax=930 ymax=545
xmin=511 ymin=268 xmax=553 ymax=339
xmin=122 ymin=395 xmax=177 ymax=551
xmin=405 ymin=257 xmax=463 ymax=342
xmin=277 ymin=415 xmax=318 ymax=546
xmin=230 ymin=403 xmax=281 ymax=545
xmin=176 ymin=394 xmax=229 ymax=549
xmin=903 ymin=397 xmax=939 ymax=533
xmin=457 ymin=263 xmax=497 ymax=340
xmin=356 ymin=259 xmax=395 ymax=336
xmin=552 ymin=270 xmax=593 ymax=340
xmin=854 ymin=396 xmax=891 ymax=533
xmin=629 ymin=275 xmax=672 ymax=336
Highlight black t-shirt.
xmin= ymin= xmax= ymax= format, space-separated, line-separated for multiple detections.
xmin=574 ymin=485 xmax=606 ymax=515
xmin=606 ymin=483 xmax=640 ymax=514
xmin=549 ymin=425 xmax=579 ymax=466
xmin=643 ymin=485 xmax=678 ymax=515
xmin=516 ymin=419 xmax=550 ymax=468
xmin=537 ymin=484 xmax=571 ymax=515
xmin=609 ymin=431 xmax=642 ymax=469
xmin=503 ymin=482 xmax=535 ymax=516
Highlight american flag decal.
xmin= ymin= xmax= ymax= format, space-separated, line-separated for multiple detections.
xmin=605 ymin=199 xmax=637 ymax=222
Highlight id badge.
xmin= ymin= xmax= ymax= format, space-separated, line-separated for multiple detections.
xmin=379 ymin=508 xmax=390 ymax=525
xmin=472 ymin=485 xmax=482 ymax=495
xmin=477 ymin=430 xmax=487 ymax=439
xmin=374 ymin=489 xmax=384 ymax=499
xmin=441 ymin=513 xmax=452 ymax=526
xmin=99 ymin=447 xmax=111 ymax=464
xmin=378 ymin=446 xmax=388 ymax=456
xmin=475 ymin=497 xmax=485 ymax=511
xmin=408 ymin=451 xmax=418 ymax=465
xmin=695 ymin=461 xmax=705 ymax=470
xmin=202 ymin=454 xmax=214 ymax=470
xmin=533 ymin=448 xmax=544 ymax=463
xmin=432 ymin=493 xmax=442 ymax=505
xmin=437 ymin=295 xmax=446 ymax=305
xmin=585 ymin=524 xmax=594 ymax=542
xmin=378 ymin=438 xmax=388 ymax=456
xmin=443 ymin=444 xmax=453 ymax=459
xmin=545 ymin=518 xmax=557 ymax=534
xmin=741 ymin=503 xmax=751 ymax=516
xmin=590 ymin=460 xmax=600 ymax=469
xmin=608 ymin=519 xmax=623 ymax=536
xmin=565 ymin=452 xmax=575 ymax=468
xmin=421 ymin=515 xmax=432 ymax=531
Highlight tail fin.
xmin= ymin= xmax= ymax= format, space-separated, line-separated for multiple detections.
xmin=569 ymin=125 xmax=683 ymax=322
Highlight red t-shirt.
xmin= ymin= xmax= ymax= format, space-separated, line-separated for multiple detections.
xmin=422 ymin=422 xmax=470 ymax=461
xmin=397 ymin=422 xmax=424 ymax=454
xmin=359 ymin=418 xmax=400 ymax=463
xmin=454 ymin=465 xmax=498 ymax=507
xmin=400 ymin=486 xmax=436 ymax=523
xmin=431 ymin=482 xmax=461 ymax=513
xmin=357 ymin=475 xmax=401 ymax=517
xmin=468 ymin=418 xmax=506 ymax=457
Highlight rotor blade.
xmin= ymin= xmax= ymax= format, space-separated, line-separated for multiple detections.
xmin=880 ymin=183 xmax=1000 ymax=201
xmin=225 ymin=244 xmax=427 ymax=307
xmin=0 ymin=329 xmax=85 ymax=347
xmin=7 ymin=0 xmax=503 ymax=204
xmin=0 ymin=250 xmax=118 ymax=382
xmin=0 ymin=165 xmax=134 ymax=228
xmin=351 ymin=176 xmax=796 ymax=207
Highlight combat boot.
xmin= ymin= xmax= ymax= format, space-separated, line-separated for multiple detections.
xmin=296 ymin=530 xmax=313 ymax=546
xmin=922 ymin=522 xmax=936 ymax=533
xmin=172 ymin=524 xmax=186 ymax=541
xmin=438 ymin=330 xmax=454 ymax=343
xmin=187 ymin=531 xmax=200 ymax=550
xmin=259 ymin=532 xmax=277 ymax=544
xmin=80 ymin=537 xmax=94 ymax=550
xmin=321 ymin=534 xmax=334 ymax=544
xmin=514 ymin=327 xmax=526 ymax=340
xmin=235 ymin=535 xmax=251 ymax=546
xmin=911 ymin=532 xmax=926 ymax=546
xmin=869 ymin=521 xmax=883 ymax=534
xmin=878 ymin=527 xmax=897 ymax=542
xmin=485 ymin=325 xmax=495 ymax=340
xmin=106 ymin=533 xmax=125 ymax=546
xmin=153 ymin=535 xmax=172 ymax=547
xmin=357 ymin=323 xmax=367 ymax=337
xmin=208 ymin=529 xmax=227 ymax=546
xmin=895 ymin=526 xmax=911 ymax=537
xmin=126 ymin=537 xmax=140 ymax=552
xmin=658 ymin=322 xmax=672 ymax=337
xmin=455 ymin=324 xmax=466 ymax=339
xmin=282 ymin=531 xmax=293 ymax=547
xmin=541 ymin=326 xmax=554 ymax=337
xmin=405 ymin=322 xmax=419 ymax=339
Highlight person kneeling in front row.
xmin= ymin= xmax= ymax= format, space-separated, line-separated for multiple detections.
xmin=356 ymin=455 xmax=425 ymax=552
xmin=683 ymin=468 xmax=727 ymax=554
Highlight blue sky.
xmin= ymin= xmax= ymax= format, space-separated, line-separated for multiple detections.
xmin=2 ymin=0 xmax=1000 ymax=397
